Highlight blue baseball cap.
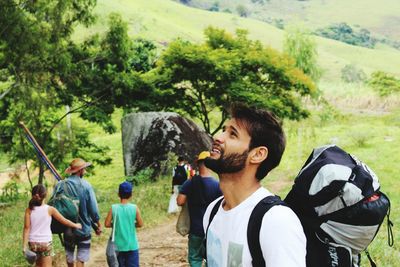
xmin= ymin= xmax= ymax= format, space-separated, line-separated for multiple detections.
xmin=119 ymin=181 xmax=133 ymax=195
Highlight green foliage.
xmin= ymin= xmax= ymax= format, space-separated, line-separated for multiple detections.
xmin=251 ymin=0 xmax=268 ymax=4
xmin=208 ymin=2 xmax=219 ymax=12
xmin=315 ymin=23 xmax=377 ymax=48
xmin=272 ymin=18 xmax=285 ymax=30
xmin=236 ymin=4 xmax=249 ymax=17
xmin=341 ymin=64 xmax=367 ymax=83
xmin=127 ymin=168 xmax=154 ymax=185
xmin=368 ymin=71 xmax=400 ymax=96
xmin=0 ymin=180 xmax=20 ymax=202
xmin=0 ymin=6 xmax=157 ymax=181
xmin=148 ymin=27 xmax=316 ymax=135
xmin=284 ymin=27 xmax=321 ymax=82
xmin=0 ymin=0 xmax=103 ymax=182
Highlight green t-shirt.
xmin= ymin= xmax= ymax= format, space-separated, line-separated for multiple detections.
xmin=112 ymin=203 xmax=139 ymax=251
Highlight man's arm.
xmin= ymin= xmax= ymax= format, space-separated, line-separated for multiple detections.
xmin=135 ymin=206 xmax=144 ymax=228
xmin=104 ymin=208 xmax=113 ymax=228
xmin=176 ymin=193 xmax=187 ymax=206
xmin=260 ymin=206 xmax=306 ymax=267
xmin=86 ymin=185 xmax=102 ymax=235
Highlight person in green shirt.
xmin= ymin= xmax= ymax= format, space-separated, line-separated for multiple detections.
xmin=105 ymin=181 xmax=143 ymax=267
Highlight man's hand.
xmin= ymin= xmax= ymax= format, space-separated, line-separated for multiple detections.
xmin=95 ymin=226 xmax=102 ymax=235
xmin=94 ymin=221 xmax=102 ymax=236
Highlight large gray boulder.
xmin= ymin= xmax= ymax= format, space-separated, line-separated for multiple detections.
xmin=122 ymin=112 xmax=213 ymax=178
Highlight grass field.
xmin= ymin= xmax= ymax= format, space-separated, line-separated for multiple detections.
xmin=73 ymin=0 xmax=400 ymax=82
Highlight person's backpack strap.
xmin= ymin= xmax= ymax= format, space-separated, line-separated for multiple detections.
xmin=203 ymin=197 xmax=224 ymax=261
xmin=247 ymin=195 xmax=287 ymax=267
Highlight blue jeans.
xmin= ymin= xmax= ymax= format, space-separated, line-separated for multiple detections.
xmin=117 ymin=250 xmax=139 ymax=267
xmin=188 ymin=234 xmax=204 ymax=267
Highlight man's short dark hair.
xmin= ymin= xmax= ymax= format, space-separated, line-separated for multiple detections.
xmin=230 ymin=103 xmax=286 ymax=180
xmin=178 ymin=156 xmax=185 ymax=162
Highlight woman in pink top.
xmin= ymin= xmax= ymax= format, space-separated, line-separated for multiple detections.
xmin=22 ymin=184 xmax=82 ymax=267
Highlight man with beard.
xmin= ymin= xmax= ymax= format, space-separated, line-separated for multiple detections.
xmin=202 ymin=104 xmax=306 ymax=267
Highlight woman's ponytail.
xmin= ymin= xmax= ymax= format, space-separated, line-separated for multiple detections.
xmin=28 ymin=184 xmax=47 ymax=210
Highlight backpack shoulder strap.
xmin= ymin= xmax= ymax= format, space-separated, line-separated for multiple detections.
xmin=207 ymin=197 xmax=223 ymax=232
xmin=247 ymin=195 xmax=287 ymax=267
xmin=203 ymin=197 xmax=224 ymax=260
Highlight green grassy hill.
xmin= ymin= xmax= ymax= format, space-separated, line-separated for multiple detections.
xmin=184 ymin=0 xmax=400 ymax=42
xmin=74 ymin=0 xmax=400 ymax=83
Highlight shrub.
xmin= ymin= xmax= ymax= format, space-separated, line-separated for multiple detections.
xmin=341 ymin=64 xmax=367 ymax=83
xmin=368 ymin=71 xmax=400 ymax=96
xmin=236 ymin=5 xmax=249 ymax=17
xmin=0 ymin=180 xmax=20 ymax=202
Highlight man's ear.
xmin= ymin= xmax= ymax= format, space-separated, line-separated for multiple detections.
xmin=249 ymin=146 xmax=268 ymax=164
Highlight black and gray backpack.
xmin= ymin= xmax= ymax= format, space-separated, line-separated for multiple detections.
xmin=284 ymin=145 xmax=394 ymax=267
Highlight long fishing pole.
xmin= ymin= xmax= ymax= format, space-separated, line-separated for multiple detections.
xmin=19 ymin=121 xmax=63 ymax=181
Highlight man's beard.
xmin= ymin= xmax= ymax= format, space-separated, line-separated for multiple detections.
xmin=204 ymin=149 xmax=249 ymax=174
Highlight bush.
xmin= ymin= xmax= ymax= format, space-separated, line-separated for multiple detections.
xmin=341 ymin=64 xmax=367 ymax=83
xmin=208 ymin=2 xmax=219 ymax=12
xmin=0 ymin=180 xmax=20 ymax=202
xmin=368 ymin=71 xmax=400 ymax=96
xmin=236 ymin=5 xmax=249 ymax=17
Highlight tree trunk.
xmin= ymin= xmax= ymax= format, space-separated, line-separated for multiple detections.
xmin=38 ymin=160 xmax=45 ymax=184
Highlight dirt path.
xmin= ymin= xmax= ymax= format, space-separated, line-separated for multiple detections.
xmin=52 ymin=216 xmax=189 ymax=267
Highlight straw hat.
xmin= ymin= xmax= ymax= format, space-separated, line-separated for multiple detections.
xmin=65 ymin=158 xmax=92 ymax=174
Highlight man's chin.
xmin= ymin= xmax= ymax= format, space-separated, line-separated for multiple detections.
xmin=204 ymin=157 xmax=223 ymax=174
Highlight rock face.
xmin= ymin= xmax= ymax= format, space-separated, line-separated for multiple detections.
xmin=122 ymin=112 xmax=213 ymax=178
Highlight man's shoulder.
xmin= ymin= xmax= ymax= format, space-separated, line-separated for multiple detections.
xmin=202 ymin=176 xmax=218 ymax=182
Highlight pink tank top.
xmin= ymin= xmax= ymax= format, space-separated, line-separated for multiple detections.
xmin=29 ymin=204 xmax=52 ymax=242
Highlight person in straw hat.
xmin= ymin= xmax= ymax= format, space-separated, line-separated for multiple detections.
xmin=53 ymin=158 xmax=102 ymax=267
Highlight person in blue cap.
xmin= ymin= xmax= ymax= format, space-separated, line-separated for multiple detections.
xmin=105 ymin=181 xmax=143 ymax=267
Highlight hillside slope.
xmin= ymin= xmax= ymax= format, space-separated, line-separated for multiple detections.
xmin=185 ymin=0 xmax=400 ymax=42
xmin=74 ymin=0 xmax=400 ymax=81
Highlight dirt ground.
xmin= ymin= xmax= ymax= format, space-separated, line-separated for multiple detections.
xmin=53 ymin=216 xmax=189 ymax=267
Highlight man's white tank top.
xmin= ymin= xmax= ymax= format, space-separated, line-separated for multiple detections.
xmin=29 ymin=204 xmax=52 ymax=242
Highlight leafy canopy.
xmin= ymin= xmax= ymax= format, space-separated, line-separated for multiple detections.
xmin=0 ymin=2 xmax=156 ymax=182
xmin=148 ymin=27 xmax=317 ymax=135
xmin=284 ymin=26 xmax=321 ymax=82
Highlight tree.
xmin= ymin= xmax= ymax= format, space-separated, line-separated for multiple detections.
xmin=0 ymin=0 xmax=100 ymax=183
xmin=284 ymin=27 xmax=321 ymax=82
xmin=147 ymin=27 xmax=317 ymax=135
xmin=0 ymin=3 xmax=156 ymax=183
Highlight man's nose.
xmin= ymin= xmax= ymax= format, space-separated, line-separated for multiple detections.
xmin=213 ymin=132 xmax=224 ymax=144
